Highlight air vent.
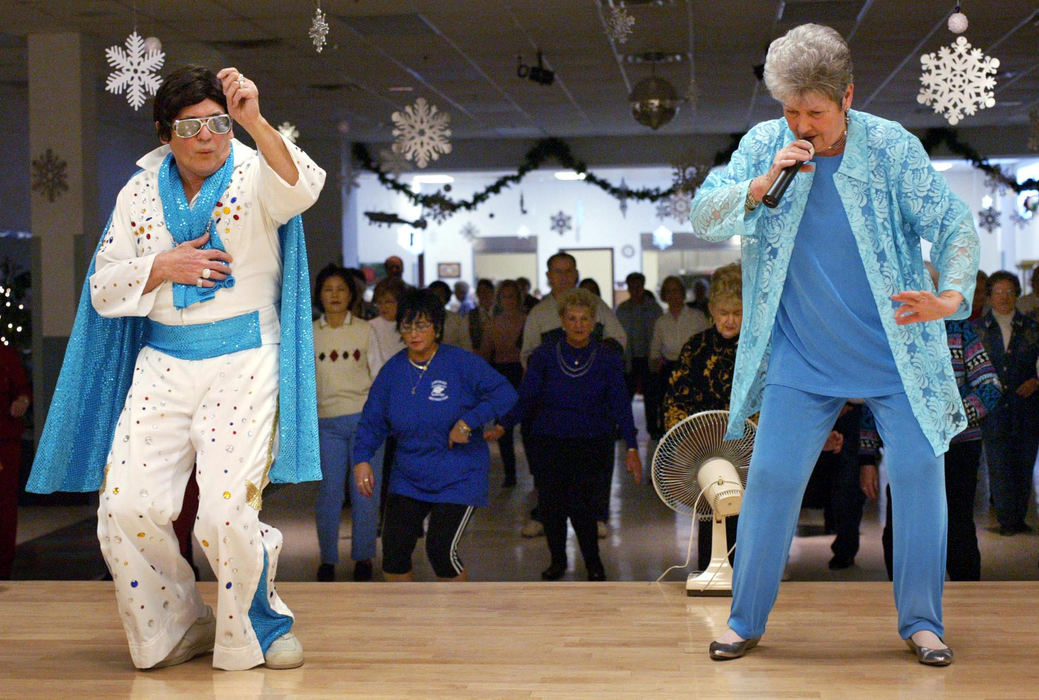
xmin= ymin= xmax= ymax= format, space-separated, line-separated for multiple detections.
xmin=306 ymin=82 xmax=363 ymax=92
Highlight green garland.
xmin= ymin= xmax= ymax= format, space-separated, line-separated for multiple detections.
xmin=354 ymin=129 xmax=1038 ymax=222
xmin=352 ymin=136 xmax=741 ymax=216
xmin=921 ymin=128 xmax=1039 ymax=194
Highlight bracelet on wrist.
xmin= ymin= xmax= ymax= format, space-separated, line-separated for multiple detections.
xmin=744 ymin=184 xmax=760 ymax=213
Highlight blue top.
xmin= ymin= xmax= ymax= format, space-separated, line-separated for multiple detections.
xmin=353 ymin=344 xmax=517 ymax=506
xmin=502 ymin=339 xmax=638 ymax=448
xmin=767 ymin=154 xmax=902 ymax=396
xmin=688 ymin=110 xmax=979 ymax=456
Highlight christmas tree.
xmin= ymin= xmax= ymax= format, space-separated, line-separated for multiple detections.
xmin=0 ymin=257 xmax=31 ymax=352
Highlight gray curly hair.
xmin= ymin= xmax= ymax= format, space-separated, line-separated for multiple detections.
xmin=763 ymin=23 xmax=853 ymax=106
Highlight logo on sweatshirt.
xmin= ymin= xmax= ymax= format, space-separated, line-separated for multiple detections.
xmin=428 ymin=380 xmax=449 ymax=402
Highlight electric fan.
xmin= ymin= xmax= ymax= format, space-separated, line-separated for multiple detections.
xmin=652 ymin=410 xmax=756 ymax=595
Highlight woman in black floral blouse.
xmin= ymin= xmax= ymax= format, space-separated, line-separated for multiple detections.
xmin=663 ymin=261 xmax=742 ymax=571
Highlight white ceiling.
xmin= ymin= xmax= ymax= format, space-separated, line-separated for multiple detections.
xmin=2 ymin=0 xmax=1038 ymax=167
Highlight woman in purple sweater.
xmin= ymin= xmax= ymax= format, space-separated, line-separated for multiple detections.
xmin=488 ymin=288 xmax=642 ymax=581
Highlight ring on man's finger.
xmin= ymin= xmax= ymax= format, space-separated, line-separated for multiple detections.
xmin=196 ymin=278 xmax=205 ymax=288
xmin=201 ymin=268 xmax=212 ymax=279
xmin=238 ymin=74 xmax=246 ymax=88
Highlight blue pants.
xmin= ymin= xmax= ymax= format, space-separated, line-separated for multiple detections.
xmin=316 ymin=413 xmax=384 ymax=564
xmin=729 ymin=385 xmax=946 ymax=641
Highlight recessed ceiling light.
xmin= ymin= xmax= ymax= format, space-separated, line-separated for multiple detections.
xmin=554 ymin=171 xmax=587 ymax=181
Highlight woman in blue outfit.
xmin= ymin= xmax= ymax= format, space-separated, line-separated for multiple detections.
xmin=689 ymin=24 xmax=979 ymax=666
xmin=352 ymin=289 xmax=517 ymax=581
xmin=488 ymin=287 xmax=643 ymax=582
xmin=312 ymin=264 xmax=383 ymax=582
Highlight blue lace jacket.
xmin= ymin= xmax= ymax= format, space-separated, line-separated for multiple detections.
xmin=689 ymin=109 xmax=980 ymax=456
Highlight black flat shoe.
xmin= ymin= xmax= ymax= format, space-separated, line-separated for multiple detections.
xmin=352 ymin=559 xmax=373 ymax=582
xmin=586 ymin=562 xmax=606 ymax=581
xmin=905 ymin=637 xmax=953 ymax=666
xmin=316 ymin=563 xmax=335 ymax=582
xmin=828 ymin=554 xmax=854 ymax=570
xmin=541 ymin=563 xmax=566 ymax=581
xmin=708 ymin=636 xmax=760 ymax=661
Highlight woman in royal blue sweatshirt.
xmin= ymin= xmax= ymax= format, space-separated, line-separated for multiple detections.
xmin=352 ymin=289 xmax=517 ymax=581
xmin=488 ymin=287 xmax=643 ymax=581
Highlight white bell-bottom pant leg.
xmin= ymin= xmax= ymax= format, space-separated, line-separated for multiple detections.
xmin=98 ymin=345 xmax=290 ymax=670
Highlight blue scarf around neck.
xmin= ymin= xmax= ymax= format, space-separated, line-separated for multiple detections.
xmin=157 ymin=142 xmax=236 ymax=308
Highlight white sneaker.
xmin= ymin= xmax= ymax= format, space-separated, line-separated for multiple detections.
xmin=264 ymin=632 xmax=304 ymax=670
xmin=597 ymin=521 xmax=609 ymax=539
xmin=521 ymin=519 xmax=544 ymax=537
xmin=150 ymin=605 xmax=216 ymax=669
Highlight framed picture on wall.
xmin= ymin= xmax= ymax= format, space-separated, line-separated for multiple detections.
xmin=438 ymin=262 xmax=461 ymax=279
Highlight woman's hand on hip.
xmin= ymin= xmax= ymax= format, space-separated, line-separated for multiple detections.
xmin=891 ymin=289 xmax=962 ymax=325
xmin=448 ymin=419 xmax=472 ymax=448
xmin=354 ymin=462 xmax=375 ymax=497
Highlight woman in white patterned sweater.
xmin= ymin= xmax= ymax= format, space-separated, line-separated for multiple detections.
xmin=312 ymin=264 xmax=382 ymax=582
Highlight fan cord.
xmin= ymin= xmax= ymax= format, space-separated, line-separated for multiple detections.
xmin=655 ymin=489 xmax=706 ymax=582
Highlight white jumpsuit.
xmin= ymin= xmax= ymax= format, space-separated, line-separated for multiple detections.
xmin=93 ymin=136 xmax=325 ymax=670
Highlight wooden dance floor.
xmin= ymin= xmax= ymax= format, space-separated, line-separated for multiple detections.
xmin=1 ymin=580 xmax=1036 ymax=698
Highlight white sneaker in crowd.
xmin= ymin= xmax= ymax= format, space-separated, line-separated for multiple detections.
xmin=150 ymin=605 xmax=216 ymax=669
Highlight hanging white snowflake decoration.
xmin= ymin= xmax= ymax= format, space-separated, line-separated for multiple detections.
xmin=976 ymin=205 xmax=999 ymax=233
xmin=105 ymin=31 xmax=165 ymax=111
xmin=309 ymin=6 xmax=330 ymax=53
xmin=550 ymin=211 xmax=572 ymax=235
xmin=654 ymin=199 xmax=671 ymax=221
xmin=918 ymin=36 xmax=998 ymax=126
xmin=391 ymin=98 xmax=452 ymax=169
xmin=277 ymin=121 xmax=300 ymax=143
xmin=606 ymin=7 xmax=636 ymax=45
xmin=460 ymin=222 xmax=479 ymax=241
xmin=652 ymin=225 xmax=674 ymax=250
xmin=31 ymin=148 xmax=69 ymax=202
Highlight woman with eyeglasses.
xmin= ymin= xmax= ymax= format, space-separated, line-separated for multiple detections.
xmin=352 ymin=289 xmax=517 ymax=581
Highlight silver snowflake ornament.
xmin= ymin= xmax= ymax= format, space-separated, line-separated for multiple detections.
xmin=918 ymin=36 xmax=998 ymax=126
xmin=976 ymin=205 xmax=999 ymax=234
xmin=669 ymin=191 xmax=693 ymax=223
xmin=309 ymin=7 xmax=330 ymax=53
xmin=391 ymin=98 xmax=452 ymax=169
xmin=378 ymin=147 xmax=413 ymax=177
xmin=985 ymin=166 xmax=1008 ymax=198
xmin=655 ymin=199 xmax=671 ymax=221
xmin=606 ymin=7 xmax=636 ymax=45
xmin=105 ymin=31 xmax=165 ymax=111
xmin=31 ymin=148 xmax=69 ymax=202
xmin=672 ymin=161 xmax=711 ymax=195
xmin=277 ymin=121 xmax=300 ymax=143
xmin=1009 ymin=210 xmax=1030 ymax=229
xmin=550 ymin=211 xmax=572 ymax=235
xmin=460 ymin=222 xmax=479 ymax=241
xmin=617 ymin=178 xmax=630 ymax=218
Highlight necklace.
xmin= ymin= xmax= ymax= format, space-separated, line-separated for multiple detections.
xmin=816 ymin=114 xmax=849 ymax=154
xmin=408 ymin=346 xmax=438 ymax=394
xmin=555 ymin=340 xmax=598 ymax=379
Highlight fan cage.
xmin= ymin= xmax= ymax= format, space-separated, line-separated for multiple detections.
xmin=651 ymin=410 xmax=756 ymax=518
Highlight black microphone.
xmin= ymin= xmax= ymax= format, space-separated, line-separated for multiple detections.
xmin=761 ymin=162 xmax=799 ymax=208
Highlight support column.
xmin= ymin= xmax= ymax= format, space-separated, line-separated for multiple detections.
xmin=28 ymin=33 xmax=97 ymax=438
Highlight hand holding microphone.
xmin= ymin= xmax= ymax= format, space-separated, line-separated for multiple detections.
xmin=760 ymin=139 xmax=816 ymax=208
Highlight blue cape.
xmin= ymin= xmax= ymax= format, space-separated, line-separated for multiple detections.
xmin=26 ymin=214 xmax=320 ymax=493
